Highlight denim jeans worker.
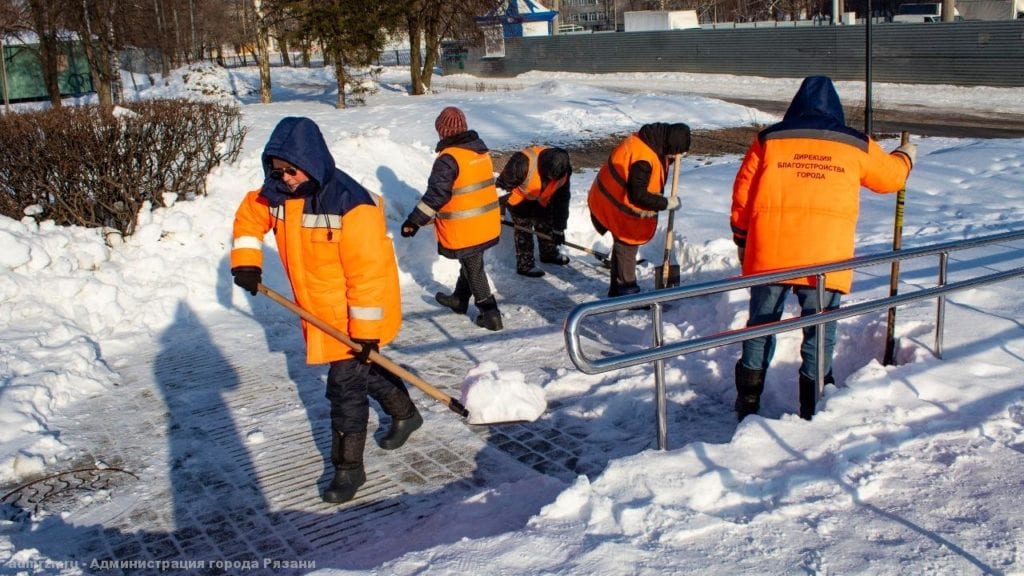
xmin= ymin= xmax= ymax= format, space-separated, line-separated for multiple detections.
xmin=741 ymin=284 xmax=842 ymax=378
xmin=730 ymin=76 xmax=914 ymax=422
xmin=737 ymin=284 xmax=841 ymax=421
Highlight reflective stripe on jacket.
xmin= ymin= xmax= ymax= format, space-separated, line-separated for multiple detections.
xmin=419 ymin=146 xmax=500 ymax=251
xmin=231 ymin=188 xmax=401 ymax=364
xmin=506 ymin=145 xmax=562 ymax=208
xmin=587 ymin=134 xmax=665 ymax=245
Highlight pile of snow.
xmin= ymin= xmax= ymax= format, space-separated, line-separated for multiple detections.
xmin=462 ymin=362 xmax=547 ymax=425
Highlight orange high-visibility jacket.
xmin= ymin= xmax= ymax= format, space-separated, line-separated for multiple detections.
xmin=506 ymin=145 xmax=563 ymax=208
xmin=731 ymin=129 xmax=912 ymax=294
xmin=232 ymin=191 xmax=401 ymax=364
xmin=417 ymin=146 xmax=500 ymax=251
xmin=587 ymin=134 xmax=666 ymax=246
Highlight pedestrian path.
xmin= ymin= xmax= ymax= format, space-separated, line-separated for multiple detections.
xmin=2 ymin=299 xmax=611 ymax=575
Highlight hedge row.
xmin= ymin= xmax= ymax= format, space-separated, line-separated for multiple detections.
xmin=0 ymin=100 xmax=247 ymax=237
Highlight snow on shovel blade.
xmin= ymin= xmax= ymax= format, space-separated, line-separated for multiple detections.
xmin=461 ymin=361 xmax=546 ymax=425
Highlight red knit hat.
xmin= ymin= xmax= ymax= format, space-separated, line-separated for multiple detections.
xmin=435 ymin=106 xmax=468 ymax=139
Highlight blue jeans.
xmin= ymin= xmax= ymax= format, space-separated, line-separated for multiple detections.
xmin=740 ymin=284 xmax=841 ymax=380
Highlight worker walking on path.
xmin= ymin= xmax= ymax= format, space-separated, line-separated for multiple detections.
xmin=230 ymin=117 xmax=422 ymax=504
xmin=587 ymin=122 xmax=691 ymax=297
xmin=401 ymin=106 xmax=504 ymax=331
xmin=730 ymin=76 xmax=917 ymax=421
xmin=496 ymin=145 xmax=573 ymax=277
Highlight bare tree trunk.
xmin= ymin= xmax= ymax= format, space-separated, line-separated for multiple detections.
xmin=253 ymin=0 xmax=271 ymax=103
xmin=172 ymin=1 xmax=185 ymax=64
xmin=420 ymin=15 xmax=440 ymax=93
xmin=27 ymin=0 xmax=62 ymax=106
xmin=407 ymin=14 xmax=424 ymax=95
xmin=103 ymin=1 xmax=122 ymax=104
xmin=1 ymin=44 xmax=10 ymax=111
xmin=153 ymin=0 xmax=170 ymax=80
xmin=79 ymin=0 xmax=116 ymax=109
xmin=189 ymin=0 xmax=200 ymax=61
xmin=279 ymin=37 xmax=291 ymax=66
xmin=333 ymin=47 xmax=346 ymax=109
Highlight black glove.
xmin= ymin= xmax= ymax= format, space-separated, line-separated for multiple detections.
xmin=352 ymin=339 xmax=379 ymax=364
xmin=400 ymin=219 xmax=419 ymax=238
xmin=551 ymin=230 xmax=565 ymax=245
xmin=231 ymin=266 xmax=261 ymax=295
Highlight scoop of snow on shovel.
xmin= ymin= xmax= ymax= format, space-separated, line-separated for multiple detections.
xmin=461 ymin=361 xmax=546 ymax=425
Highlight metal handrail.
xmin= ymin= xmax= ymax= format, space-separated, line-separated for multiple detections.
xmin=564 ymin=228 xmax=1024 ymax=449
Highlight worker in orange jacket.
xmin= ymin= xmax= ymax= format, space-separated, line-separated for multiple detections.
xmin=731 ymin=76 xmax=917 ymax=421
xmin=401 ymin=106 xmax=504 ymax=331
xmin=588 ymin=122 xmax=691 ymax=297
xmin=496 ymin=145 xmax=572 ymax=277
xmin=231 ymin=117 xmax=421 ymax=504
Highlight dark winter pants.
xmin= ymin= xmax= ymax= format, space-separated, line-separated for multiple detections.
xmin=510 ymin=212 xmax=560 ymax=272
xmin=458 ymin=252 xmax=493 ymax=304
xmin=740 ymin=284 xmax=842 ymax=380
xmin=608 ymin=239 xmax=641 ymax=297
xmin=326 ymin=359 xmax=408 ymax=434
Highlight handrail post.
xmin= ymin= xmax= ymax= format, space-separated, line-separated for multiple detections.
xmin=652 ymin=302 xmax=668 ymax=450
xmin=936 ymin=252 xmax=949 ymax=358
xmin=814 ymin=274 xmax=827 ymax=410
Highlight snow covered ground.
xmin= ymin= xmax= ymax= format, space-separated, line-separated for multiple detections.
xmin=1 ymin=64 xmax=1023 ymax=574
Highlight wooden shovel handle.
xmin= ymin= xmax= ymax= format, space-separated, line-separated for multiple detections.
xmin=661 ymin=154 xmax=683 ymax=280
xmin=258 ymin=283 xmax=469 ymax=417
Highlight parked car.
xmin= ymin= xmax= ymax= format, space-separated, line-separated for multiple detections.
xmin=893 ymin=2 xmax=963 ymax=21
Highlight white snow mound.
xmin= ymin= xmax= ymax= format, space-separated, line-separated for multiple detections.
xmin=461 ymin=361 xmax=546 ymax=425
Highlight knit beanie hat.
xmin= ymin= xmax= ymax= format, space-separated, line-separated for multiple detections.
xmin=435 ymin=106 xmax=468 ymax=139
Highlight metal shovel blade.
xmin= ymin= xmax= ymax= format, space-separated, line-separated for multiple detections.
xmin=654 ymin=264 xmax=681 ymax=289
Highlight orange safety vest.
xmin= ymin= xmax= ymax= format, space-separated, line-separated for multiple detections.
xmin=231 ymin=190 xmax=402 ymax=364
xmin=431 ymin=146 xmax=500 ymax=251
xmin=506 ymin=145 xmax=564 ymax=208
xmin=587 ymin=134 xmax=666 ymax=246
xmin=731 ymin=133 xmax=911 ymax=294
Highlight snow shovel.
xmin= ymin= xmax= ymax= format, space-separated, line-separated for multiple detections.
xmin=500 ymin=219 xmax=647 ymax=268
xmin=257 ymin=283 xmax=470 ymax=419
xmin=654 ymin=154 xmax=683 ymax=289
xmin=883 ymin=131 xmax=911 ymax=366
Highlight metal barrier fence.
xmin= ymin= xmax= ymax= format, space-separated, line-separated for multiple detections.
xmin=450 ymin=20 xmax=1024 ymax=87
xmin=564 ymin=228 xmax=1024 ymax=450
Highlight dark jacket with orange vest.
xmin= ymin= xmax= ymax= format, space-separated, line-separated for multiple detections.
xmin=731 ymin=76 xmax=913 ymax=294
xmin=587 ymin=123 xmax=689 ymax=245
xmin=496 ymin=145 xmax=571 ymax=229
xmin=405 ymin=130 xmax=501 ymax=259
xmin=231 ymin=117 xmax=402 ymax=364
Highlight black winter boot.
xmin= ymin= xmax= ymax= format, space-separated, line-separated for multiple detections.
xmin=435 ymin=275 xmax=470 ymax=314
xmin=377 ymin=390 xmax=423 ymax=450
xmin=323 ymin=431 xmax=366 ymax=503
xmin=517 ymin=267 xmax=545 ymax=278
xmin=798 ymin=374 xmax=817 ymax=420
xmin=734 ymin=361 xmax=766 ymax=421
xmin=798 ymin=371 xmax=833 ymax=420
xmin=474 ymin=296 xmax=504 ymax=331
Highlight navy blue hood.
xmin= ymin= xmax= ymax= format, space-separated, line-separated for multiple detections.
xmin=761 ymin=76 xmax=867 ymax=143
xmin=257 ymin=116 xmax=375 ymax=213
xmin=259 ymin=117 xmax=334 ymax=206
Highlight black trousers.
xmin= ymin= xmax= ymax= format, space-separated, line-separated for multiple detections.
xmin=325 ymin=359 xmax=407 ymax=434
xmin=608 ymin=239 xmax=640 ymax=296
xmin=510 ymin=211 xmax=560 ymax=271
xmin=458 ymin=252 xmax=493 ymax=304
